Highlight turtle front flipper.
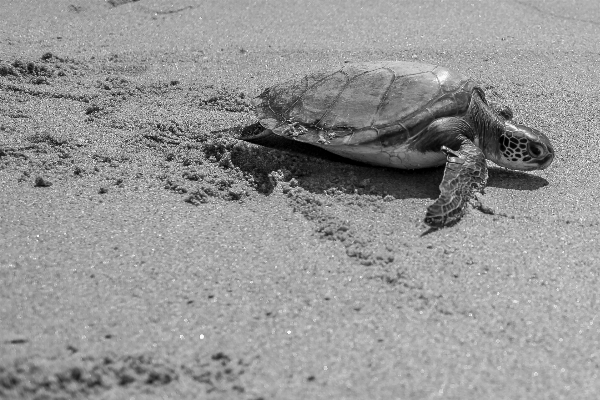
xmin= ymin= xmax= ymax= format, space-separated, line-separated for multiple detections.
xmin=424 ymin=136 xmax=488 ymax=227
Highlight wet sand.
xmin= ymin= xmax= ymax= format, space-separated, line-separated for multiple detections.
xmin=1 ymin=1 xmax=599 ymax=399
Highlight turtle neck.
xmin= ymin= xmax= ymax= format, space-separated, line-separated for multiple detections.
xmin=468 ymin=89 xmax=505 ymax=158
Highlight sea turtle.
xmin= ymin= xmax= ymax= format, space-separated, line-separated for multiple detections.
xmin=244 ymin=61 xmax=554 ymax=226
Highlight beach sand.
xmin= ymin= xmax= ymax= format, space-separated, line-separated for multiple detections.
xmin=1 ymin=1 xmax=599 ymax=398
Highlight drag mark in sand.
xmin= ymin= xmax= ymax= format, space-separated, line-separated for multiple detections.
xmin=512 ymin=0 xmax=600 ymax=26
xmin=106 ymin=0 xmax=141 ymax=7
xmin=273 ymin=176 xmax=395 ymax=267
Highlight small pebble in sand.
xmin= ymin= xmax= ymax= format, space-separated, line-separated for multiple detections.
xmin=0 ymin=63 xmax=18 ymax=76
xmin=85 ymin=104 xmax=102 ymax=115
xmin=34 ymin=176 xmax=52 ymax=187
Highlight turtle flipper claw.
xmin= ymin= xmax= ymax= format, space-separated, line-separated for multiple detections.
xmin=440 ymin=146 xmax=465 ymax=164
xmin=424 ymin=136 xmax=488 ymax=227
xmin=440 ymin=145 xmax=454 ymax=155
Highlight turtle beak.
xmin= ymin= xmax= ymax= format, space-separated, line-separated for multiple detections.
xmin=526 ymin=139 xmax=554 ymax=170
xmin=537 ymin=152 xmax=554 ymax=170
xmin=536 ymin=142 xmax=554 ymax=170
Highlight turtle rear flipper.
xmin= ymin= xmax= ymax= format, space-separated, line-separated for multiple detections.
xmin=424 ymin=136 xmax=488 ymax=227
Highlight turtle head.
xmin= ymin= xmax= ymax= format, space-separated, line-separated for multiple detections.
xmin=489 ymin=122 xmax=554 ymax=171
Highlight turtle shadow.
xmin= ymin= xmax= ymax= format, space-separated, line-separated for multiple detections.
xmin=486 ymin=167 xmax=549 ymax=191
xmin=232 ymin=134 xmax=550 ymax=201
xmin=232 ymin=134 xmax=441 ymax=200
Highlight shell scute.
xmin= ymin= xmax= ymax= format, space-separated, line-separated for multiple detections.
xmin=319 ymin=68 xmax=395 ymax=129
xmin=431 ymin=93 xmax=465 ymax=118
xmin=339 ymin=63 xmax=383 ymax=79
xmin=451 ymin=89 xmax=473 ymax=113
xmin=433 ymin=66 xmax=466 ymax=93
xmin=374 ymin=72 xmax=441 ymax=127
xmin=383 ymin=61 xmax=436 ymax=76
xmin=255 ymin=71 xmax=331 ymax=129
xmin=310 ymin=129 xmax=353 ymax=145
xmin=288 ymin=71 xmax=348 ymax=125
xmin=347 ymin=128 xmax=379 ymax=145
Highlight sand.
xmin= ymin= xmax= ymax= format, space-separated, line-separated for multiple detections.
xmin=1 ymin=0 xmax=599 ymax=399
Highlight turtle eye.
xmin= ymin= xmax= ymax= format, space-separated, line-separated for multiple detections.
xmin=528 ymin=142 xmax=545 ymax=158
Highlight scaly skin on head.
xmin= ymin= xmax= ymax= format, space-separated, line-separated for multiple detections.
xmin=467 ymin=90 xmax=554 ymax=171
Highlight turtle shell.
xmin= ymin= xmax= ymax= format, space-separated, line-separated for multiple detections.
xmin=253 ymin=61 xmax=479 ymax=168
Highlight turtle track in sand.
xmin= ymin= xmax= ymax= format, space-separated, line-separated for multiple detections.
xmin=0 ymin=350 xmax=258 ymax=400
xmin=1 ymin=53 xmax=433 ymax=302
xmin=1 ymin=52 xmax=450 ymax=390
xmin=0 ymin=52 xmax=255 ymax=202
